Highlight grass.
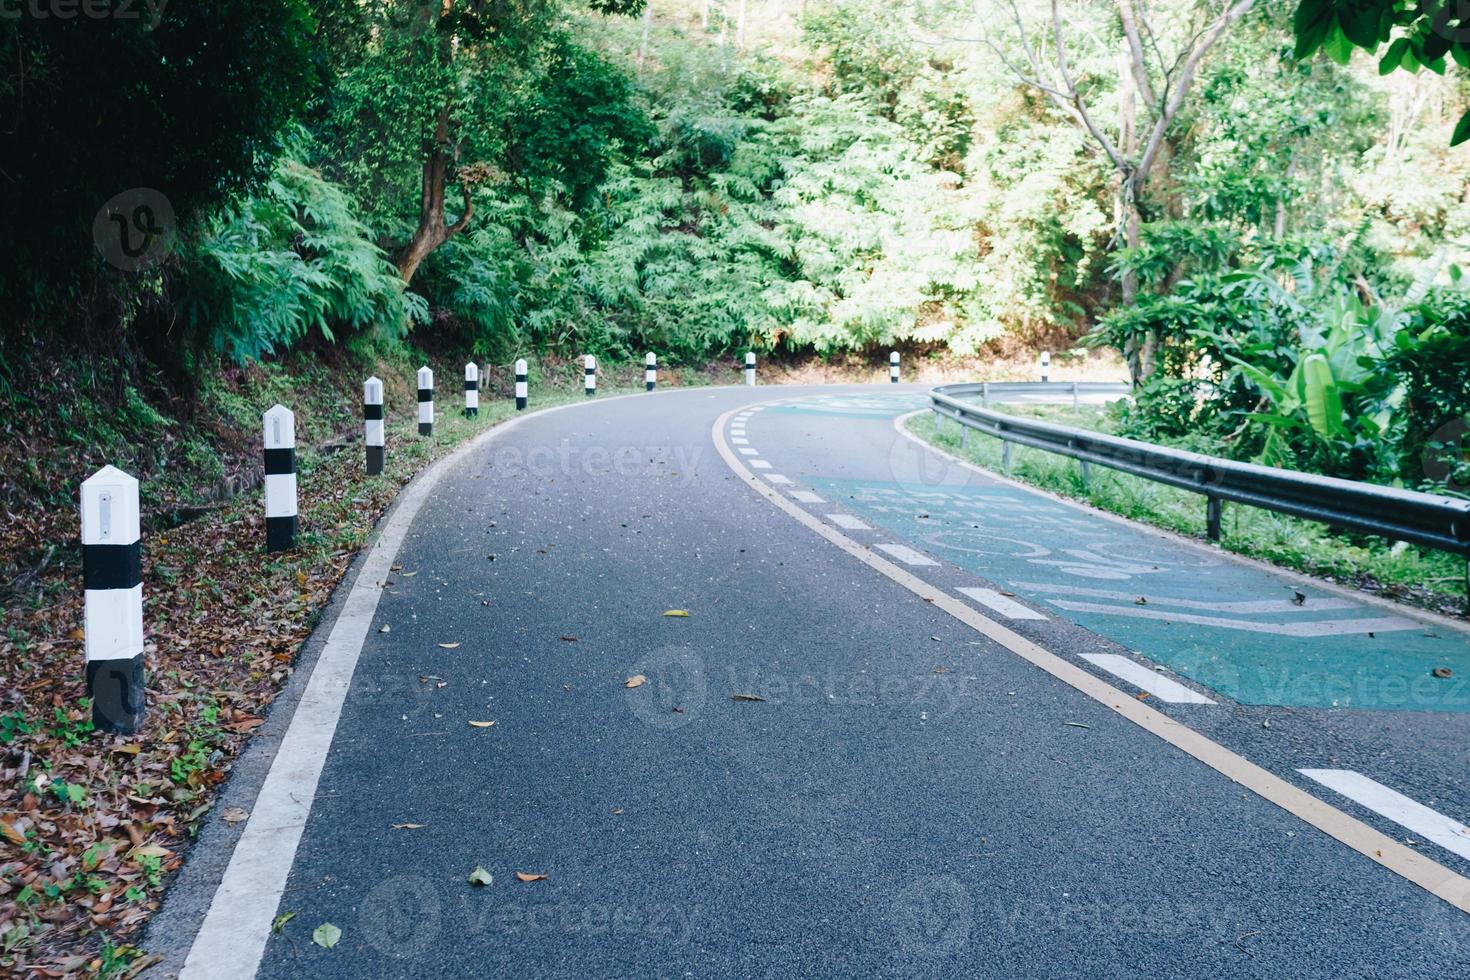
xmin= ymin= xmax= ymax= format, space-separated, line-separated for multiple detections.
xmin=906 ymin=404 xmax=1469 ymax=617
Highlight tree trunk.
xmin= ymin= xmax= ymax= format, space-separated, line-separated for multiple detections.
xmin=638 ymin=0 xmax=654 ymax=67
xmin=395 ymin=108 xmax=472 ymax=286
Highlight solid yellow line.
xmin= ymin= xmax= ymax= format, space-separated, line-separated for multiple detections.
xmin=711 ymin=400 xmax=1470 ymax=914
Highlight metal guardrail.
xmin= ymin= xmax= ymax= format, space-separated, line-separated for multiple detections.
xmin=930 ymin=382 xmax=1470 ymax=557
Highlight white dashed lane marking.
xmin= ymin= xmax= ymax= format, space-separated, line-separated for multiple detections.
xmin=1078 ymin=654 xmax=1217 ymax=705
xmin=874 ymin=543 xmax=937 ymax=566
xmin=732 ymin=438 xmax=749 ymax=445
xmin=789 ymin=491 xmax=825 ymax=504
xmin=1300 ymin=770 xmax=1470 ymax=862
xmin=765 ymin=474 xmax=793 ymax=485
xmin=956 ymin=587 xmax=1047 ymax=621
xmin=750 ymin=460 xmax=772 ymax=469
xmin=738 ymin=448 xmax=758 ymax=455
xmin=825 ymin=514 xmax=871 ymax=530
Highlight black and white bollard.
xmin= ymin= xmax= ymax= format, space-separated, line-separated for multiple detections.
xmin=364 ymin=376 xmax=385 ymax=475
xmin=81 ymin=465 xmax=146 ymax=734
xmin=1040 ymin=351 xmax=1051 ymax=384
xmin=263 ymin=404 xmax=297 ymax=553
xmin=584 ymin=355 xmax=597 ymax=397
xmin=464 ymin=362 xmax=479 ymax=418
xmin=645 ymin=352 xmax=657 ymax=391
xmin=744 ymin=351 xmax=756 ymax=386
xmin=890 ymin=351 xmax=900 ymax=384
xmin=417 ymin=366 xmax=434 ymax=436
xmin=515 ymin=358 xmax=528 ymax=411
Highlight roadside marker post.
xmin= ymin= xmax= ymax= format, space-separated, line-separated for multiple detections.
xmin=646 ymin=352 xmax=657 ymax=391
xmin=81 ymin=466 xmax=146 ymax=734
xmin=464 ymin=362 xmax=479 ymax=418
xmin=1040 ymin=351 xmax=1051 ymax=384
xmin=364 ymin=377 xmax=385 ymax=476
xmin=745 ymin=351 xmax=756 ymax=386
xmin=417 ymin=366 xmax=434 ymax=436
xmin=515 ymin=359 xmax=528 ymax=411
xmin=890 ymin=351 xmax=900 ymax=384
xmin=263 ymin=405 xmax=298 ymax=553
xmin=585 ymin=355 xmax=597 ymax=397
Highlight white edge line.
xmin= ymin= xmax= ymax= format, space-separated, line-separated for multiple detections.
xmin=890 ymin=410 xmax=1470 ymax=640
xmin=716 ymin=401 xmax=1470 ymax=914
xmin=181 ymin=390 xmax=657 ymax=979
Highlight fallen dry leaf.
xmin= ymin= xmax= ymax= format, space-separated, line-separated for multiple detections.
xmin=514 ymin=872 xmax=548 ymax=883
xmin=221 ymin=807 xmax=250 ymax=824
xmin=1434 ymin=667 xmax=1454 ymax=678
xmin=625 ymin=675 xmax=647 ymax=688
xmin=438 ymin=642 xmax=461 ymax=649
xmin=391 ymin=823 xmax=425 ymax=830
xmin=468 ymin=720 xmax=497 ymax=728
xmin=662 ymin=609 xmax=690 ymax=617
xmin=731 ymin=693 xmax=766 ymax=702
xmin=560 ymin=635 xmax=578 ymax=642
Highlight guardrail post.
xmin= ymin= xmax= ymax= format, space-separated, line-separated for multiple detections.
xmin=645 ymin=352 xmax=657 ymax=391
xmin=263 ymin=405 xmax=297 ymax=553
xmin=417 ymin=366 xmax=434 ymax=436
xmin=364 ymin=377 xmax=385 ymax=475
xmin=81 ymin=465 xmax=145 ymax=734
xmin=1079 ymin=460 xmax=1091 ymax=489
xmin=1002 ymin=440 xmax=1013 ymax=474
xmin=584 ymin=355 xmax=597 ymax=397
xmin=515 ymin=358 xmax=528 ymax=411
xmin=981 ymin=382 xmax=991 ymax=408
xmin=1206 ymin=496 xmax=1223 ymax=542
xmin=464 ymin=362 xmax=479 ymax=418
xmin=960 ymin=424 xmax=969 ymax=448
xmin=890 ymin=351 xmax=900 ymax=384
xmin=1072 ymin=381 xmax=1079 ymax=411
xmin=933 ymin=407 xmax=943 ymax=434
xmin=1040 ymin=351 xmax=1050 ymax=384
xmin=745 ymin=351 xmax=756 ymax=386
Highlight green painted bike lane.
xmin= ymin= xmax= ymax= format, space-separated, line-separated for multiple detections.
xmin=763 ymin=394 xmax=1470 ymax=712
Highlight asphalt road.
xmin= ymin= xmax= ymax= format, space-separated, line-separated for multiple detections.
xmin=158 ymin=384 xmax=1470 ymax=979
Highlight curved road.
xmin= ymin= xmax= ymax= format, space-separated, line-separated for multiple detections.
xmin=155 ymin=384 xmax=1470 ymax=978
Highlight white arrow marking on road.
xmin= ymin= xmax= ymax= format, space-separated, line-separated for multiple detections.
xmin=1013 ymin=582 xmax=1356 ymax=614
xmin=1300 ymin=770 xmax=1470 ymax=862
xmin=1047 ymin=600 xmax=1420 ymax=637
xmin=956 ymin=587 xmax=1047 ymax=620
xmin=1079 ymin=654 xmax=1216 ymax=704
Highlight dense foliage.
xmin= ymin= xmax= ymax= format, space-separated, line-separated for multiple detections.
xmin=6 ymin=0 xmax=1470 ymax=492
